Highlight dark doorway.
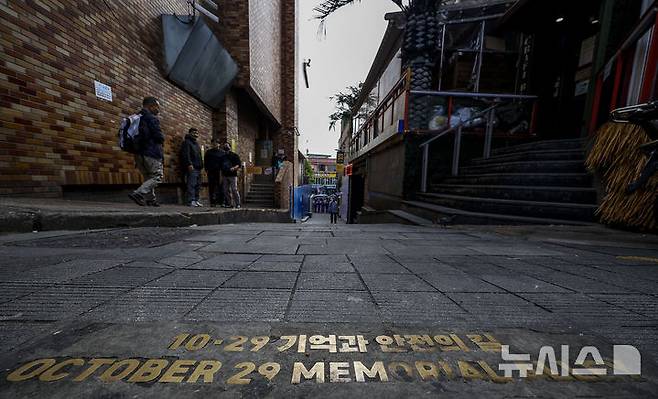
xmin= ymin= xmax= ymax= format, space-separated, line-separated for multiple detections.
xmin=348 ymin=174 xmax=365 ymax=224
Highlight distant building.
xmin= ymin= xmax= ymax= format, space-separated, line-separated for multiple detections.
xmin=340 ymin=0 xmax=658 ymax=225
xmin=306 ymin=153 xmax=337 ymax=186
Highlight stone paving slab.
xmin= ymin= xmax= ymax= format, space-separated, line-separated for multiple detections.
xmin=83 ymin=287 xmax=213 ymax=322
xmin=301 ymin=262 xmax=355 ymax=273
xmin=223 ymin=272 xmax=298 ymax=289
xmin=1 ymin=223 xmax=657 ymax=398
xmin=296 ymin=272 xmax=365 ymax=291
xmin=0 ymin=285 xmax=127 ymax=321
xmin=287 ymin=291 xmax=381 ymax=323
xmin=420 ymin=274 xmax=504 ymax=293
xmin=247 ymin=261 xmax=302 ymax=272
xmin=145 ymin=270 xmax=235 ymax=289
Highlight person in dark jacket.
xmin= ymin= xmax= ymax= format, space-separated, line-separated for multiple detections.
xmin=180 ymin=128 xmax=203 ymax=207
xmin=204 ymin=138 xmax=226 ymax=207
xmin=222 ymin=143 xmax=242 ymax=208
xmin=329 ymin=197 xmax=339 ymax=224
xmin=271 ymin=150 xmax=286 ymax=179
xmin=129 ymin=97 xmax=165 ymax=207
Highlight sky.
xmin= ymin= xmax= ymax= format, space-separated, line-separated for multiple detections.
xmin=297 ymin=0 xmax=400 ymax=156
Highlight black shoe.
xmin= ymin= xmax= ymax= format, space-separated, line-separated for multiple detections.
xmin=146 ymin=200 xmax=160 ymax=207
xmin=128 ymin=192 xmax=146 ymax=206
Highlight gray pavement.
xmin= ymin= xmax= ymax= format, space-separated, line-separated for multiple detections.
xmin=0 ymin=222 xmax=657 ymax=398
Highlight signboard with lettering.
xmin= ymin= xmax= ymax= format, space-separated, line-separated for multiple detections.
xmin=94 ymin=81 xmax=113 ymax=102
xmin=246 ymin=166 xmax=263 ymax=175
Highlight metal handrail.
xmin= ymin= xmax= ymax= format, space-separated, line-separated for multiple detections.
xmin=419 ymin=96 xmax=537 ymax=193
xmin=410 ymin=90 xmax=538 ymax=100
xmin=419 ymin=104 xmax=499 ymax=148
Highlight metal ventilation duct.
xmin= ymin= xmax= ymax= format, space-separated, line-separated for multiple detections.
xmin=162 ymin=15 xmax=238 ymax=109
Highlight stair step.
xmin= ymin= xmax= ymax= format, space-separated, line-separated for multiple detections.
xmin=402 ymin=201 xmax=596 ymax=226
xmin=253 ymin=175 xmax=275 ymax=184
xmin=437 ymin=173 xmax=593 ymax=188
xmin=469 ymin=149 xmax=585 ymax=165
xmin=415 ymin=192 xmax=597 ymax=222
xmin=245 ymin=202 xmax=275 ymax=207
xmin=247 ymin=192 xmax=274 ymax=198
xmin=387 ymin=210 xmax=434 ymax=226
xmin=248 ymin=202 xmax=274 ymax=206
xmin=431 ymin=184 xmax=598 ymax=204
xmin=492 ymin=138 xmax=586 ymax=156
xmin=460 ymin=160 xmax=585 ymax=174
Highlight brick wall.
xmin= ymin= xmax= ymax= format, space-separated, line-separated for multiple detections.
xmin=214 ymin=0 xmax=250 ymax=87
xmin=1 ymin=0 xmax=297 ymax=202
xmin=276 ymin=0 xmax=298 ymax=186
xmin=0 ymin=0 xmax=214 ymax=197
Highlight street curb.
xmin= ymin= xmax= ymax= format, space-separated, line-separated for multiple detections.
xmin=0 ymin=208 xmax=292 ymax=233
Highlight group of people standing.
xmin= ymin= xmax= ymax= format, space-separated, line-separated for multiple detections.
xmin=313 ymin=195 xmax=340 ymax=224
xmin=180 ymin=130 xmax=242 ymax=208
xmin=127 ymin=96 xmax=242 ymax=208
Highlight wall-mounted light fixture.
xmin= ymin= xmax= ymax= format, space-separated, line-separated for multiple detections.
xmin=303 ymin=59 xmax=311 ymax=89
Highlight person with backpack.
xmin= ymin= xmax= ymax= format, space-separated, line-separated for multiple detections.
xmin=127 ymin=97 xmax=165 ymax=207
xmin=180 ymin=128 xmax=204 ymax=207
xmin=204 ymin=137 xmax=226 ymax=207
xmin=222 ymin=143 xmax=242 ymax=208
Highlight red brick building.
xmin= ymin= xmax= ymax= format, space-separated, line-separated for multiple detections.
xmin=0 ymin=0 xmax=298 ymax=204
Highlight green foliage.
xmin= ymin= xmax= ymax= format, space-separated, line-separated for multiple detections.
xmin=328 ymin=82 xmax=377 ymax=131
xmin=304 ymin=159 xmax=315 ymax=182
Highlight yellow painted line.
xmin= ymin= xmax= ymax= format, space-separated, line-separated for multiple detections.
xmin=617 ymin=256 xmax=658 ymax=264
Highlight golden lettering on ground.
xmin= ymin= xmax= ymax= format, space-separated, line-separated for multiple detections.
xmin=226 ymin=362 xmax=256 ymax=385
xmin=100 ymin=359 xmax=140 ymax=382
xmin=159 ymin=360 xmax=197 ymax=383
xmin=187 ymin=361 xmax=222 ymax=383
xmin=258 ymin=362 xmax=281 ymax=381
xmin=6 ymin=359 xmax=57 ymax=382
xmin=224 ymin=336 xmax=248 ymax=352
xmin=354 ymin=361 xmax=388 ymax=382
xmin=73 ymin=358 xmax=116 ymax=382
xmin=127 ymin=359 xmax=170 ymax=383
xmin=39 ymin=359 xmax=84 ymax=382
xmin=388 ymin=362 xmax=414 ymax=380
xmin=457 ymin=361 xmax=486 ymax=380
xmin=291 ymin=362 xmax=325 ymax=384
xmin=329 ymin=362 xmax=351 ymax=383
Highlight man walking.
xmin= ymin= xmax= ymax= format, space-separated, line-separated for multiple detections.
xmin=204 ymin=138 xmax=226 ymax=207
xmin=180 ymin=128 xmax=203 ymax=207
xmin=222 ymin=143 xmax=242 ymax=208
xmin=129 ymin=97 xmax=164 ymax=207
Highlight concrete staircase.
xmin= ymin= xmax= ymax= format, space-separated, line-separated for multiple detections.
xmin=402 ymin=138 xmax=599 ymax=225
xmin=245 ymin=175 xmax=275 ymax=209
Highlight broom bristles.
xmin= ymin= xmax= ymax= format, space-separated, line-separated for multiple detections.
xmin=587 ymin=122 xmax=657 ymax=230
